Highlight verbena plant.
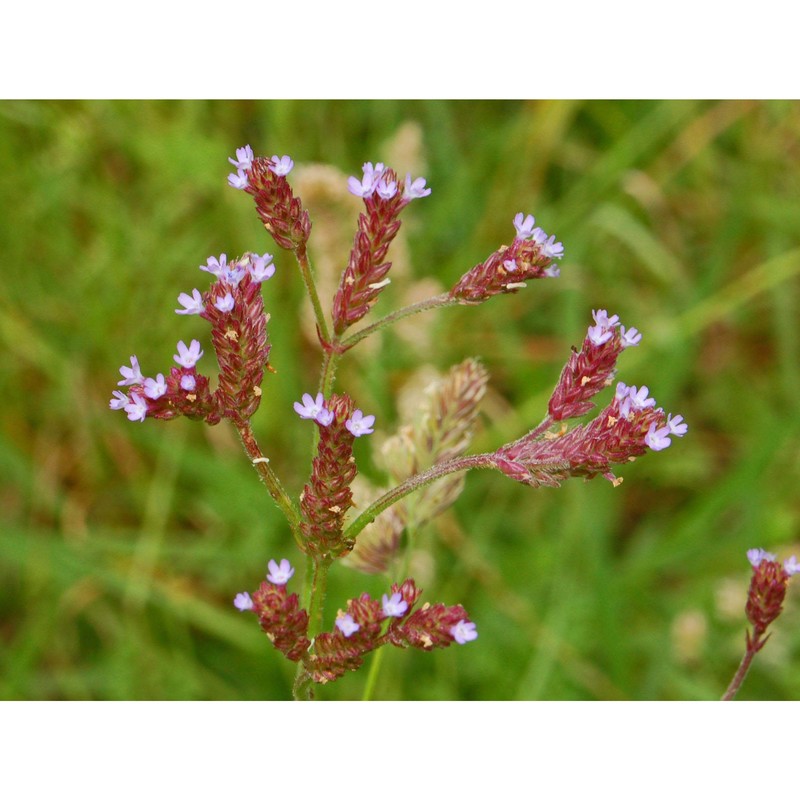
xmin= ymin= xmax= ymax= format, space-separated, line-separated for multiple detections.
xmin=110 ymin=146 xmax=794 ymax=700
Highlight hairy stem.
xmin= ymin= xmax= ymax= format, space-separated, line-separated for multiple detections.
xmin=721 ymin=632 xmax=763 ymax=701
xmin=344 ymin=452 xmax=499 ymax=541
xmin=236 ymin=422 xmax=302 ymax=539
xmin=338 ymin=293 xmax=458 ymax=352
xmin=296 ymin=243 xmax=331 ymax=347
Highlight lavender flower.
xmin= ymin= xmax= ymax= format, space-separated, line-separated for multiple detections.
xmin=346 ymin=409 xmax=375 ymax=437
xmin=376 ymin=177 xmax=398 ymax=199
xmin=644 ymin=421 xmax=672 ymax=451
xmin=747 ymin=548 xmax=778 ymax=567
xmin=118 ymin=355 xmax=144 ymax=386
xmin=124 ymin=393 xmax=148 ymax=422
xmin=294 ymin=392 xmax=334 ymax=425
xmin=228 ymin=169 xmax=249 ymax=190
xmin=180 ymin=374 xmax=196 ymax=392
xmin=382 ymin=592 xmax=409 ymax=618
xmin=176 ymin=289 xmax=204 ymax=315
xmin=269 ymin=155 xmax=294 ymax=176
xmin=336 ymin=614 xmax=360 ymax=638
xmin=450 ymin=619 xmax=478 ymax=644
xmin=347 ymin=171 xmax=377 ymax=198
xmin=143 ymin=373 xmax=167 ymax=400
xmin=201 ymin=254 xmax=228 ymax=277
xmin=403 ymin=173 xmax=431 ymax=200
xmin=784 ymin=555 xmax=800 ymax=576
xmin=249 ymin=253 xmax=276 ymax=283
xmin=233 ymin=591 xmax=254 ymax=611
xmin=109 ymin=390 xmax=128 ymax=410
xmin=540 ymin=234 xmax=564 ymax=259
xmin=513 ymin=213 xmax=536 ymax=239
xmin=174 ymin=339 xmax=204 ymax=368
xmin=228 ymin=145 xmax=254 ymax=171
xmin=214 ymin=292 xmax=235 ymax=313
xmin=667 ymin=414 xmax=688 ymax=437
xmin=267 ymin=558 xmax=295 ymax=585
xmin=620 ymin=325 xmax=642 ymax=348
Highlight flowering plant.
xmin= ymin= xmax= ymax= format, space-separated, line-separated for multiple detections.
xmin=111 ymin=144 xmax=726 ymax=700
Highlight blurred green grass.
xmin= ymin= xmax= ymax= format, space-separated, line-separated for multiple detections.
xmin=1 ymin=99 xmax=799 ymax=700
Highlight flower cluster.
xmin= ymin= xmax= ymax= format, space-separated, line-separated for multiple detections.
xmin=112 ymin=143 xmax=691 ymax=699
xmin=744 ymin=548 xmax=800 ymax=648
xmin=493 ymin=309 xmax=687 ymax=487
xmin=235 ymin=560 xmax=476 ymax=685
xmin=449 ymin=212 xmax=564 ymax=305
xmin=110 ymin=251 xmax=273 ymax=426
xmin=332 ymin=162 xmax=432 ymax=335
xmin=297 ymin=393 xmax=375 ymax=560
xmin=229 ymin=147 xmax=310 ymax=251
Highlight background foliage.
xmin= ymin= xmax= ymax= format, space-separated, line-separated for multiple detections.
xmin=1 ymin=99 xmax=799 ymax=700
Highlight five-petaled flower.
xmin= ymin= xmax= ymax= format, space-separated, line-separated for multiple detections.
xmin=267 ymin=558 xmax=295 ymax=585
xmin=293 ymin=392 xmax=335 ymax=426
xmin=174 ymin=339 xmax=204 ymax=368
xmin=336 ymin=613 xmax=360 ymax=638
xmin=382 ymin=592 xmax=409 ymax=618
xmin=450 ymin=620 xmax=478 ymax=644
xmin=346 ymin=409 xmax=375 ymax=437
xmin=233 ymin=591 xmax=254 ymax=611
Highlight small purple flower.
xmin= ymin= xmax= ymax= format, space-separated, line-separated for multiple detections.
xmin=450 ymin=619 xmax=478 ymax=645
xmin=228 ymin=145 xmax=254 ymax=171
xmin=747 ymin=548 xmax=777 ymax=567
xmin=336 ymin=614 xmax=360 ymax=638
xmin=180 ymin=374 xmax=197 ymax=392
xmin=376 ymin=178 xmax=398 ymax=200
xmin=233 ymin=591 xmax=254 ymax=611
xmin=666 ymin=414 xmax=688 ymax=437
xmin=403 ymin=173 xmax=431 ymax=200
xmin=616 ymin=382 xmax=633 ymax=418
xmin=620 ymin=325 xmax=642 ymax=348
xmin=201 ymin=254 xmax=227 ymax=277
xmin=176 ymin=288 xmax=205 ymax=315
xmin=503 ymin=258 xmax=518 ymax=272
xmin=513 ymin=212 xmax=536 ymax=239
xmin=540 ymin=234 xmax=565 ymax=260
xmin=592 ymin=309 xmax=620 ymax=329
xmin=269 ymin=155 xmax=294 ymax=176
xmin=348 ymin=162 xmax=387 ymax=198
xmin=587 ymin=324 xmax=613 ymax=347
xmin=346 ymin=409 xmax=375 ymax=437
xmin=382 ymin=592 xmax=408 ymax=618
xmin=214 ymin=292 xmax=235 ymax=313
xmin=645 ymin=421 xmax=672 ymax=451
xmin=293 ymin=392 xmax=331 ymax=423
xmin=628 ymin=385 xmax=656 ymax=412
xmin=109 ymin=390 xmax=128 ymax=410
xmin=544 ymin=264 xmax=561 ymax=278
xmin=118 ymin=355 xmax=144 ymax=386
xmin=348 ymin=174 xmax=376 ymax=198
xmin=316 ymin=407 xmax=335 ymax=426
xmin=783 ymin=555 xmax=800 ymax=576
xmin=228 ymin=169 xmax=249 ymax=190
xmin=267 ymin=558 xmax=295 ymax=585
xmin=143 ymin=373 xmax=167 ymax=400
xmin=249 ymin=253 xmax=276 ymax=283
xmin=174 ymin=339 xmax=204 ymax=368
xmin=124 ymin=393 xmax=148 ymax=422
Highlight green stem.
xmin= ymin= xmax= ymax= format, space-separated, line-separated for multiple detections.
xmin=361 ymin=646 xmax=385 ymax=701
xmin=338 ymin=293 xmax=458 ymax=352
xmin=721 ymin=630 xmax=764 ymax=700
xmin=295 ymin=243 xmax=331 ymax=347
xmin=344 ymin=452 xmax=498 ymax=541
xmin=236 ymin=422 xmax=302 ymax=540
